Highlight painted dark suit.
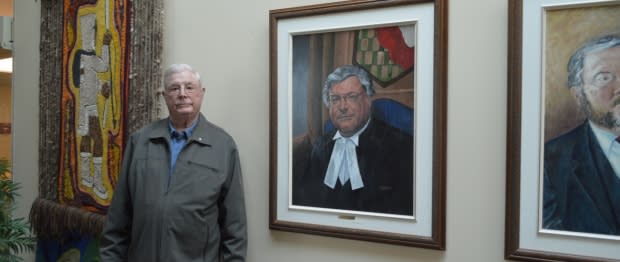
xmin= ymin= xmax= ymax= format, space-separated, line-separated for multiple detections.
xmin=543 ymin=122 xmax=620 ymax=235
xmin=293 ymin=118 xmax=414 ymax=216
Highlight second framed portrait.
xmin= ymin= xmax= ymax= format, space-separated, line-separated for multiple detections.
xmin=506 ymin=0 xmax=620 ymax=261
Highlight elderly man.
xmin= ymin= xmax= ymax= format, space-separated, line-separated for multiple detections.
xmin=543 ymin=33 xmax=620 ymax=235
xmin=293 ymin=65 xmax=414 ymax=216
xmin=100 ymin=64 xmax=247 ymax=261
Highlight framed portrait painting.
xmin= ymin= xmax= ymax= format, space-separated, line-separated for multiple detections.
xmin=506 ymin=0 xmax=620 ymax=261
xmin=269 ymin=0 xmax=447 ymax=248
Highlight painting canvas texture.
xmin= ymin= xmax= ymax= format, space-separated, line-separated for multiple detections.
xmin=291 ymin=25 xmax=416 ymax=217
xmin=542 ymin=3 xmax=620 ymax=237
xmin=30 ymin=0 xmax=163 ymax=260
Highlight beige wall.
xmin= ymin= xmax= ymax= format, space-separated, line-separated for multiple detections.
xmin=0 ymin=0 xmax=12 ymax=16
xmin=14 ymin=0 xmax=39 ymax=261
xmin=14 ymin=0 xmax=508 ymax=261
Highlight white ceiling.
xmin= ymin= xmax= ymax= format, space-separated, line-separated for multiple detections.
xmin=0 ymin=0 xmax=10 ymax=80
xmin=0 ymin=0 xmax=12 ymax=64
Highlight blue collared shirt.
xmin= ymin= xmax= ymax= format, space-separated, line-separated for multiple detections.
xmin=168 ymin=119 xmax=198 ymax=186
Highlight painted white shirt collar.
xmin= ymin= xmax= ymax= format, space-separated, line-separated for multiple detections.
xmin=589 ymin=121 xmax=620 ymax=179
xmin=323 ymin=118 xmax=371 ymax=190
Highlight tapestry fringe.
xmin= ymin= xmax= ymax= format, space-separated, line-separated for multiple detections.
xmin=29 ymin=198 xmax=106 ymax=240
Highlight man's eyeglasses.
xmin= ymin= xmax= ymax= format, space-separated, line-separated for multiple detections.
xmin=329 ymin=91 xmax=366 ymax=105
xmin=165 ymin=85 xmax=198 ymax=95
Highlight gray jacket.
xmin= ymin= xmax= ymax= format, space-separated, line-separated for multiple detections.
xmin=100 ymin=114 xmax=247 ymax=261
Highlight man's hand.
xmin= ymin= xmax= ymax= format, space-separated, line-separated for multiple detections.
xmin=103 ymin=31 xmax=112 ymax=46
xmin=101 ymin=82 xmax=111 ymax=99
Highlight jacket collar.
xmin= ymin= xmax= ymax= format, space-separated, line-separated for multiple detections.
xmin=148 ymin=114 xmax=211 ymax=146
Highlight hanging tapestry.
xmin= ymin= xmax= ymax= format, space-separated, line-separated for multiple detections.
xmin=31 ymin=0 xmax=163 ymax=252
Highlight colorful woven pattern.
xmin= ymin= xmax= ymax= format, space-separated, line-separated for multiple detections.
xmin=58 ymin=0 xmax=129 ymax=214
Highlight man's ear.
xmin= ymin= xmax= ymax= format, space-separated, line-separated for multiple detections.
xmin=570 ymin=86 xmax=580 ymax=99
xmin=570 ymin=86 xmax=577 ymax=95
xmin=570 ymin=86 xmax=584 ymax=108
